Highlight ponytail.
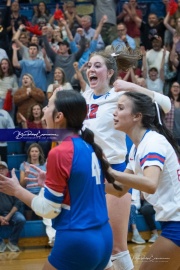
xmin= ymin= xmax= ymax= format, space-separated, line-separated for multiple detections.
xmin=153 ymin=105 xmax=180 ymax=159
xmin=81 ymin=128 xmax=122 ymax=191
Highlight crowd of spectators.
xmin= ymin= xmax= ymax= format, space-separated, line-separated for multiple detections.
xmin=0 ymin=0 xmax=180 ymax=250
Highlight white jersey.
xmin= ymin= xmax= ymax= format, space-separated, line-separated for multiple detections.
xmin=83 ymin=86 xmax=126 ymax=164
xmin=127 ymin=130 xmax=180 ymax=221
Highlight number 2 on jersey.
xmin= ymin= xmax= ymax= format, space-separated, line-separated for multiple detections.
xmin=92 ymin=152 xmax=101 ymax=185
xmin=86 ymin=104 xmax=99 ymax=119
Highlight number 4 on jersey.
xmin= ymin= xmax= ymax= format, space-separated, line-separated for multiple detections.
xmin=92 ymin=152 xmax=101 ymax=185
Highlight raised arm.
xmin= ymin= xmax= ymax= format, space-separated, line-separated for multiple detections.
xmin=113 ymin=80 xmax=171 ymax=113
xmin=42 ymin=48 xmax=52 ymax=72
xmin=117 ymin=3 xmax=127 ymax=22
xmin=41 ymin=26 xmax=57 ymax=63
xmin=12 ymin=43 xmax=21 ymax=69
xmin=170 ymin=34 xmax=180 ymax=68
xmin=60 ymin=18 xmax=74 ymax=41
xmin=12 ymin=24 xmax=26 ymax=48
xmin=74 ymin=34 xmax=86 ymax=61
xmin=129 ymin=67 xmax=139 ymax=84
xmin=93 ymin=15 xmax=107 ymax=40
xmin=18 ymin=113 xmax=27 ymax=128
xmin=125 ymin=3 xmax=142 ymax=28
xmin=163 ymin=11 xmax=175 ymax=34
xmin=159 ymin=46 xmax=166 ymax=81
xmin=141 ymin=47 xmax=148 ymax=79
xmin=73 ymin=62 xmax=87 ymax=92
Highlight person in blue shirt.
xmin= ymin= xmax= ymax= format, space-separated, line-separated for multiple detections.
xmin=112 ymin=22 xmax=136 ymax=51
xmin=12 ymin=43 xmax=52 ymax=93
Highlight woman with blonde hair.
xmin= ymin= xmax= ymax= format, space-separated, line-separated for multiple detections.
xmin=14 ymin=73 xmax=45 ymax=125
xmin=47 ymin=67 xmax=73 ymax=99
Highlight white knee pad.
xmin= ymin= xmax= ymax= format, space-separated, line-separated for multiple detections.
xmin=111 ymin=250 xmax=134 ymax=270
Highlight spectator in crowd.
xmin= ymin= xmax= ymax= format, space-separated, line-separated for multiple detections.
xmin=49 ymin=9 xmax=68 ymax=42
xmin=41 ymin=25 xmax=86 ymax=86
xmin=129 ymin=189 xmax=146 ymax=244
xmin=65 ymin=15 xmax=107 ymax=68
xmin=170 ymin=33 xmax=180 ymax=84
xmin=7 ymin=0 xmax=28 ymax=40
xmin=164 ymin=15 xmax=176 ymax=51
xmin=164 ymin=81 xmax=180 ymax=146
xmin=50 ymin=27 xmax=64 ymax=52
xmin=18 ymin=103 xmax=51 ymax=158
xmin=94 ymin=0 xmax=118 ymax=46
xmin=18 ymin=103 xmax=45 ymax=129
xmin=117 ymin=0 xmax=142 ymax=47
xmin=12 ymin=24 xmax=30 ymax=60
xmin=164 ymin=11 xmax=180 ymax=53
xmin=0 ymin=109 xmax=15 ymax=163
xmin=74 ymin=15 xmax=105 ymax=51
xmin=0 ymin=58 xmax=18 ymax=119
xmin=122 ymin=67 xmax=147 ymax=88
xmin=47 ymin=67 xmax=73 ymax=99
xmin=63 ymin=1 xmax=81 ymax=36
xmin=19 ymin=143 xmax=46 ymax=220
xmin=12 ymin=42 xmax=52 ymax=92
xmin=0 ymin=49 xmax=8 ymax=63
xmin=32 ymin=1 xmax=51 ymax=26
xmin=145 ymin=36 xmax=169 ymax=74
xmin=132 ymin=12 xmax=166 ymax=50
xmin=142 ymin=45 xmax=166 ymax=94
xmin=0 ymin=161 xmax=26 ymax=252
xmin=163 ymin=53 xmax=177 ymax=95
xmin=140 ymin=198 xmax=159 ymax=243
xmin=112 ymin=22 xmax=136 ymax=51
xmin=13 ymin=73 xmax=45 ymax=125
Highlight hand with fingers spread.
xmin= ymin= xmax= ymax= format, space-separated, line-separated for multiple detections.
xmin=25 ymin=164 xmax=46 ymax=188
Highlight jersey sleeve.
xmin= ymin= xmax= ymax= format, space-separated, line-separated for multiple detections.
xmin=139 ymin=137 xmax=166 ymax=171
xmin=44 ymin=140 xmax=74 ymax=203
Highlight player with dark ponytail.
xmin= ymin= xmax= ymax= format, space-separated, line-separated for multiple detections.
xmin=0 ymin=90 xmax=122 ymax=270
xmin=111 ymin=92 xmax=180 ymax=270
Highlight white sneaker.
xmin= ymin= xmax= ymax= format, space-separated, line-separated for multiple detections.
xmin=148 ymin=234 xmax=158 ymax=243
xmin=6 ymin=242 xmax=20 ymax=252
xmin=0 ymin=241 xmax=6 ymax=253
xmin=132 ymin=234 xmax=146 ymax=244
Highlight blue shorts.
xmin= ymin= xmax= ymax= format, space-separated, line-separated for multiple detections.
xmin=48 ymin=222 xmax=113 ymax=270
xmin=111 ymin=162 xmax=132 ymax=194
xmin=160 ymin=221 xmax=180 ymax=247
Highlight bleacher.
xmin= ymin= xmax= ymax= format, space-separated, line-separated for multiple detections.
xmin=0 ymin=0 xmax=167 ymax=27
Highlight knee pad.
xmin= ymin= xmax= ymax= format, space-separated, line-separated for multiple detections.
xmin=111 ymin=250 xmax=134 ymax=270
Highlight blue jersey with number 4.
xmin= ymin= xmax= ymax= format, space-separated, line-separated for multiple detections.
xmin=45 ymin=135 xmax=109 ymax=230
